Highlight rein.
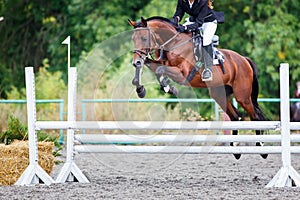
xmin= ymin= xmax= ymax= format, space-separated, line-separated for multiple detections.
xmin=167 ymin=35 xmax=196 ymax=51
xmin=159 ymin=32 xmax=180 ymax=50
xmin=151 ymin=32 xmax=198 ymax=62
xmin=133 ymin=26 xmax=198 ymax=62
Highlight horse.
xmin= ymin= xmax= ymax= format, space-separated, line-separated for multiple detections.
xmin=128 ymin=16 xmax=267 ymax=159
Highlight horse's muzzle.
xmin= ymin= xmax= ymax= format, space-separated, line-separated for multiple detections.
xmin=132 ymin=58 xmax=144 ymax=68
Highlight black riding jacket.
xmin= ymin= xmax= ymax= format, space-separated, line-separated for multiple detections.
xmin=173 ymin=0 xmax=216 ymax=31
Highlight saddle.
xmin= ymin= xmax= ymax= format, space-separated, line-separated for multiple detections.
xmin=185 ymin=32 xmax=225 ymax=82
xmin=192 ymin=31 xmax=225 ymax=68
xmin=212 ymin=35 xmax=225 ymax=65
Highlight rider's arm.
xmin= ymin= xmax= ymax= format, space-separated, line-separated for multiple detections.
xmin=186 ymin=0 xmax=211 ymax=32
xmin=173 ymin=0 xmax=184 ymax=22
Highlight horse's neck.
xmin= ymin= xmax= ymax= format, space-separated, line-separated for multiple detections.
xmin=149 ymin=21 xmax=195 ymax=72
xmin=150 ymin=24 xmax=192 ymax=50
xmin=149 ymin=21 xmax=177 ymax=40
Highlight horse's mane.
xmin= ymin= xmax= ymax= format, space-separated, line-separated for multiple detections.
xmin=142 ymin=16 xmax=178 ymax=28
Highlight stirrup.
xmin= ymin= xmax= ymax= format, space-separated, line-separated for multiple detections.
xmin=202 ymin=69 xmax=212 ymax=81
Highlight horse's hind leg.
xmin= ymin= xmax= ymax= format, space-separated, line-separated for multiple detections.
xmin=209 ymin=86 xmax=242 ymax=159
xmin=225 ymin=101 xmax=243 ymax=159
xmin=234 ymin=92 xmax=268 ymax=159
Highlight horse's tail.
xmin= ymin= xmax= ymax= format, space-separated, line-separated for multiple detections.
xmin=245 ymin=57 xmax=267 ymax=121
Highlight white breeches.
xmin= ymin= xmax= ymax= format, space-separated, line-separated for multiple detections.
xmin=202 ymin=20 xmax=217 ymax=46
xmin=183 ymin=18 xmax=218 ymax=46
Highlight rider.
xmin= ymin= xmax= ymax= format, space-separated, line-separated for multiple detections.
xmin=172 ymin=0 xmax=219 ymax=81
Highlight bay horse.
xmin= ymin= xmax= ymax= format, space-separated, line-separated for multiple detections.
xmin=128 ymin=16 xmax=267 ymax=159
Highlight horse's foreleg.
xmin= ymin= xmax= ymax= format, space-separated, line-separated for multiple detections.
xmin=155 ymin=66 xmax=179 ymax=96
xmin=132 ymin=63 xmax=147 ymax=98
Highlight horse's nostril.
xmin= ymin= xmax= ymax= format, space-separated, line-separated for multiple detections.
xmin=135 ymin=61 xmax=141 ymax=67
xmin=133 ymin=59 xmax=144 ymax=68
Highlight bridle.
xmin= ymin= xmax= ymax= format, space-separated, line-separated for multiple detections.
xmin=133 ymin=27 xmax=161 ymax=62
xmin=133 ymin=27 xmax=180 ymax=62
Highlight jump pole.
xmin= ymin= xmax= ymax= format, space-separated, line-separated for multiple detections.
xmin=15 ymin=67 xmax=55 ymax=186
xmin=266 ymin=63 xmax=300 ymax=187
xmin=55 ymin=36 xmax=89 ymax=183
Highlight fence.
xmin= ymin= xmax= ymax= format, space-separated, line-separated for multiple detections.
xmin=15 ymin=64 xmax=300 ymax=188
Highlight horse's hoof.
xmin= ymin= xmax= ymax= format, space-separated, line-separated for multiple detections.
xmin=230 ymin=142 xmax=240 ymax=147
xmin=260 ymin=154 xmax=268 ymax=159
xmin=230 ymin=142 xmax=241 ymax=159
xmin=256 ymin=142 xmax=268 ymax=159
xmin=233 ymin=154 xmax=241 ymax=160
xmin=136 ymin=85 xmax=146 ymax=98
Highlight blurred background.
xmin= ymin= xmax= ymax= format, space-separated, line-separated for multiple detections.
xmin=0 ymin=0 xmax=299 ymax=133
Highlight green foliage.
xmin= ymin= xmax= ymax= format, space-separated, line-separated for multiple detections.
xmin=0 ymin=0 xmax=71 ymax=97
xmin=1 ymin=0 xmax=300 ymax=119
xmin=5 ymin=60 xmax=67 ymax=121
xmin=0 ymin=115 xmax=61 ymax=156
xmin=35 ymin=59 xmax=67 ymax=100
xmin=0 ymin=115 xmax=28 ymax=144
xmin=0 ymin=0 xmax=151 ymax=97
xmin=242 ymin=1 xmax=300 ymax=115
xmin=137 ymin=0 xmax=178 ymax=19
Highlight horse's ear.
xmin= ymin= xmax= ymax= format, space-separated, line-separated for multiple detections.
xmin=141 ymin=17 xmax=147 ymax=27
xmin=128 ymin=19 xmax=137 ymax=27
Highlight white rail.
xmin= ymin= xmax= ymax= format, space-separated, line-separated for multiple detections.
xmin=36 ymin=121 xmax=281 ymax=130
xmin=75 ymin=145 xmax=300 ymax=154
xmin=75 ymin=134 xmax=300 ymax=144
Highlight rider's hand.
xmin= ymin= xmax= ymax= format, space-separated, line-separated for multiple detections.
xmin=176 ymin=25 xmax=187 ymax=33
xmin=188 ymin=16 xmax=195 ymax=22
xmin=171 ymin=16 xmax=180 ymax=25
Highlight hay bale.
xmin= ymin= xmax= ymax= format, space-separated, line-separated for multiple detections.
xmin=0 ymin=140 xmax=55 ymax=185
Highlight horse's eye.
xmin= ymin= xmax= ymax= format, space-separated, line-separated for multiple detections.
xmin=141 ymin=37 xmax=147 ymax=42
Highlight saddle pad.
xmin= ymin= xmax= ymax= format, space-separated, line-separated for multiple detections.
xmin=213 ymin=48 xmax=225 ymax=65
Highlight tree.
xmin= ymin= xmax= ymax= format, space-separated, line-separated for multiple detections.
xmin=217 ymin=0 xmax=300 ymax=117
xmin=0 ymin=0 xmax=151 ymax=98
xmin=0 ymin=0 xmax=70 ymax=97
xmin=244 ymin=1 xmax=300 ymax=97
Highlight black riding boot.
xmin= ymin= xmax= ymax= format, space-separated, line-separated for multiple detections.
xmin=202 ymin=45 xmax=213 ymax=81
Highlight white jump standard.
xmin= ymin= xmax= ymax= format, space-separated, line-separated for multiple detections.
xmin=15 ymin=68 xmax=55 ymax=186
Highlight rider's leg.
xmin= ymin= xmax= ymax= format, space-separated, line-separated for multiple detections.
xmin=201 ymin=20 xmax=217 ymax=81
xmin=202 ymin=44 xmax=213 ymax=81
